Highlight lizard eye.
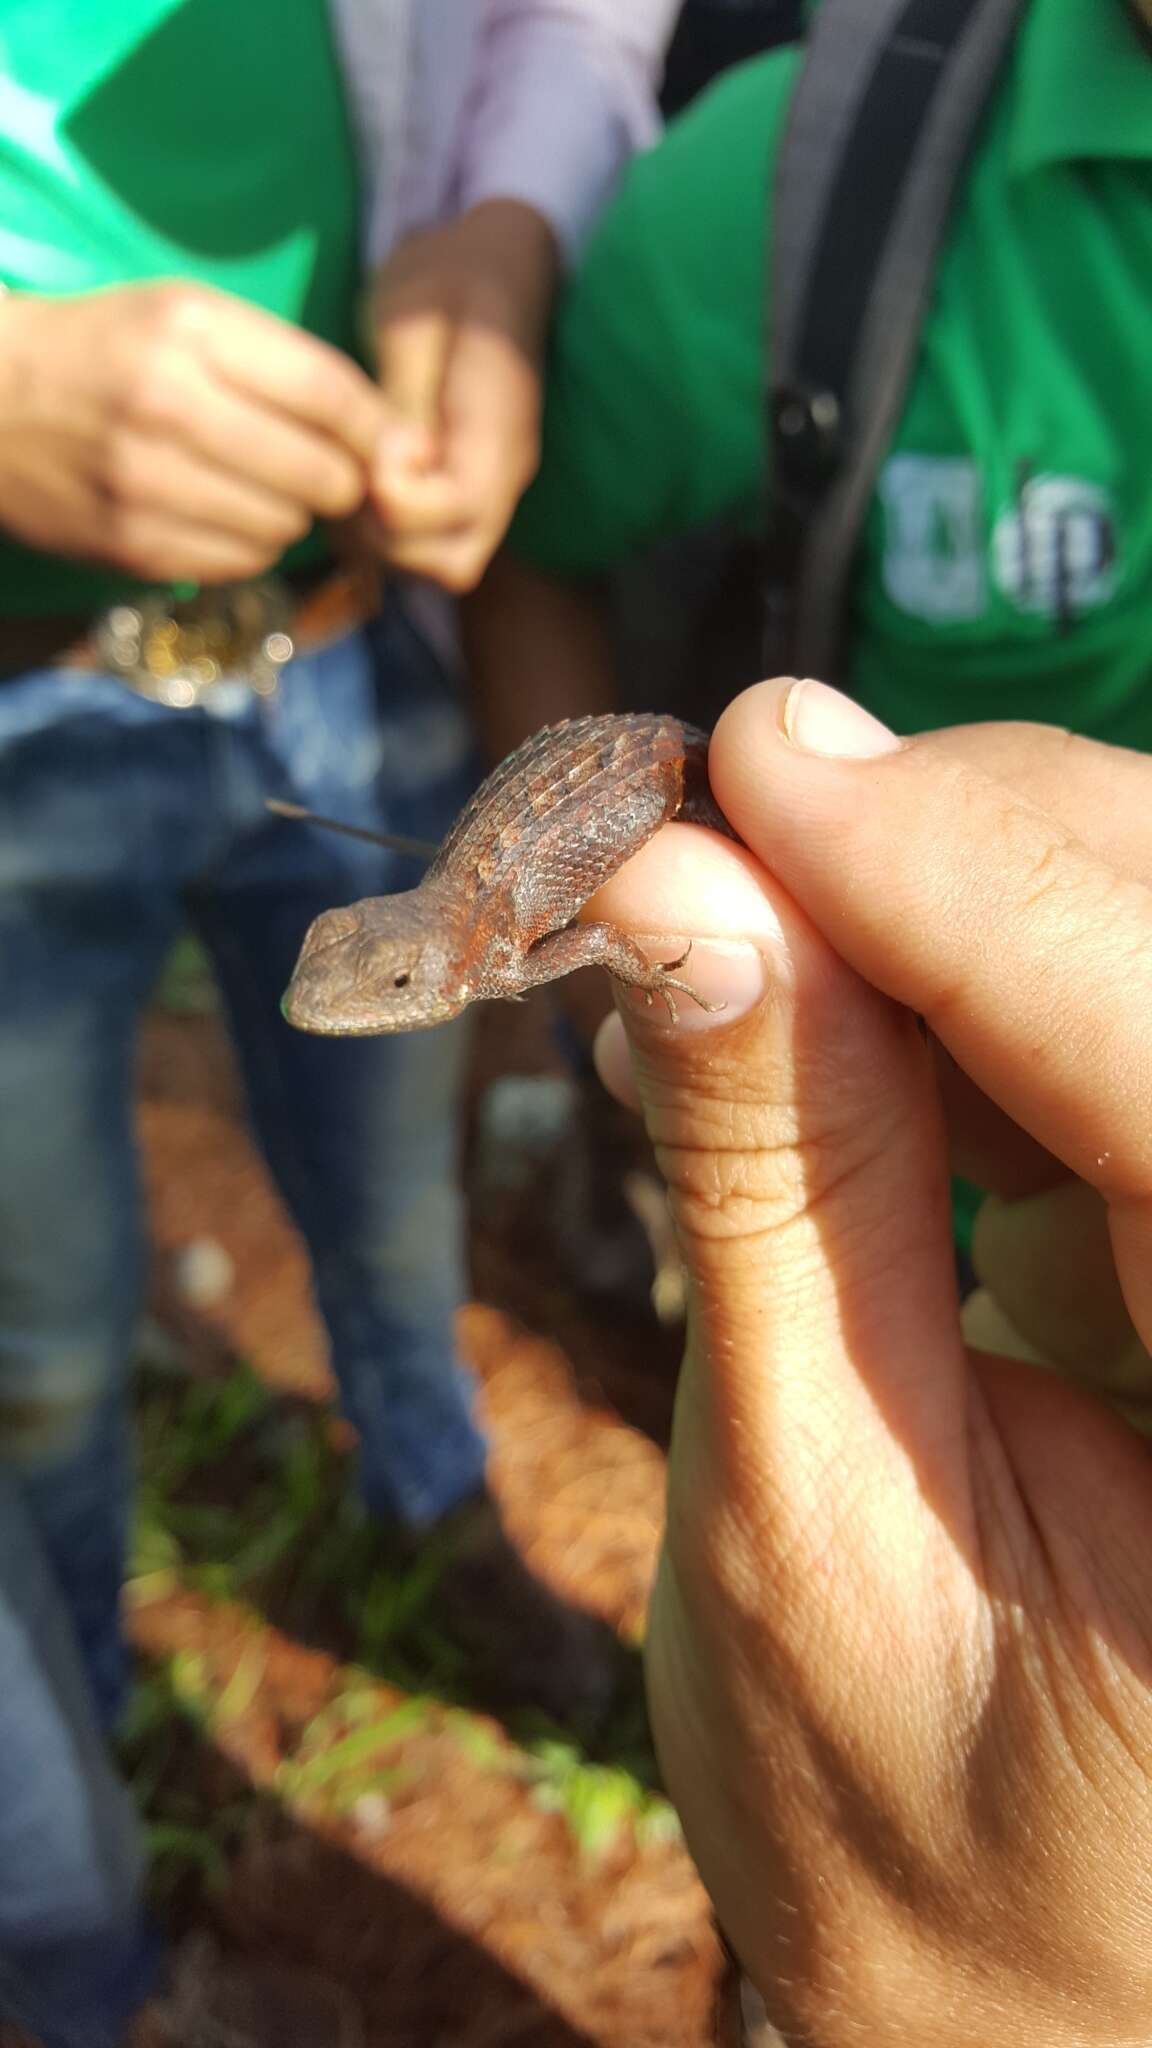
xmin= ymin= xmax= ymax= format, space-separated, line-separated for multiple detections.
xmin=393 ymin=971 xmax=411 ymax=989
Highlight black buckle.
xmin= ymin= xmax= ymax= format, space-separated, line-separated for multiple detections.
xmin=771 ymin=384 xmax=843 ymax=484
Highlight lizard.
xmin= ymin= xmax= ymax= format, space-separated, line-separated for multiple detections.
xmin=278 ymin=712 xmax=735 ymax=1036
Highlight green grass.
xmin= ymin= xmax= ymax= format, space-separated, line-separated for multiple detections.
xmin=275 ymin=1683 xmax=427 ymax=1813
xmin=135 ymin=936 xmax=677 ymax=1895
xmin=521 ymin=1740 xmax=680 ymax=1863
xmin=153 ymin=933 xmax=218 ymax=1015
xmin=125 ymin=1361 xmax=671 ymax=1894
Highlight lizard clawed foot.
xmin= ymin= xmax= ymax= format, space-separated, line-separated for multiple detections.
xmin=639 ymin=946 xmax=728 ymax=1024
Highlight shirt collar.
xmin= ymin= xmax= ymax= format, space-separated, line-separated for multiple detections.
xmin=1009 ymin=0 xmax=1152 ymax=174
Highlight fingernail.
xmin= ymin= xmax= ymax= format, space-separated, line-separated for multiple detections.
xmin=617 ymin=938 xmax=777 ymax=1033
xmin=782 ymin=679 xmax=902 ymax=758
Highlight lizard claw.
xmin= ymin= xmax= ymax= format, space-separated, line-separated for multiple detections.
xmin=657 ymin=975 xmax=727 ymax=1021
xmin=652 ymin=944 xmax=728 ymax=1023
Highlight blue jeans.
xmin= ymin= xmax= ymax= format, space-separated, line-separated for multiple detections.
xmin=0 ymin=605 xmax=489 ymax=2042
xmin=0 ymin=1471 xmax=162 ymax=2046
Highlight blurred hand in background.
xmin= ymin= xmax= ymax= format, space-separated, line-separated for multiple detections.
xmin=0 ymin=282 xmax=385 ymax=584
xmin=363 ymin=199 xmax=558 ymax=592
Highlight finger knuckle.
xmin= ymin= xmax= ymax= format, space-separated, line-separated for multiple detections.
xmin=662 ymin=1124 xmax=802 ymax=1248
xmin=97 ymin=433 xmax=148 ymax=510
xmin=126 ymin=346 xmax=188 ymax=433
xmin=145 ymin=280 xmax=210 ymax=344
xmin=1016 ymin=831 xmax=1085 ymax=920
xmin=662 ymin=1097 xmax=893 ymax=1257
xmin=1007 ymin=810 xmax=1147 ymax=964
xmin=120 ymin=287 xmax=213 ymax=426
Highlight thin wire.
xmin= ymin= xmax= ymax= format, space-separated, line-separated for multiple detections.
xmin=265 ymin=799 xmax=435 ymax=862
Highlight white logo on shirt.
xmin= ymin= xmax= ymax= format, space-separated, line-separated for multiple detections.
xmin=879 ymin=458 xmax=1119 ymax=626
xmin=992 ymin=475 xmax=1117 ymax=621
xmin=878 ymin=456 xmax=987 ymax=622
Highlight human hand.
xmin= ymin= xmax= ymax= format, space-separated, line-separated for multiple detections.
xmin=363 ymin=200 xmax=557 ymax=591
xmin=0 ymin=283 xmax=386 ymax=583
xmin=881 ymin=721 xmax=1152 ymax=1430
xmin=591 ymin=681 xmax=1152 ymax=2046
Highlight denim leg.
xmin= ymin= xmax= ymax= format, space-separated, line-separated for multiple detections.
xmin=190 ymin=610 xmax=489 ymax=1527
xmin=0 ymin=1475 xmax=160 ymax=2048
xmin=0 ymin=682 xmax=187 ymax=1723
xmin=0 ymin=678 xmax=197 ymax=2037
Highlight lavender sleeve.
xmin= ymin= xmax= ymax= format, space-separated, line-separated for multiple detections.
xmin=447 ymin=0 xmax=679 ymax=259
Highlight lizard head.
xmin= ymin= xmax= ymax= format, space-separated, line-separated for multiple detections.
xmin=281 ymin=888 xmax=472 ymax=1035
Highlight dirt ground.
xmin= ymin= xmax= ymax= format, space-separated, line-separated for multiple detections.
xmin=134 ymin=995 xmax=726 ymax=2047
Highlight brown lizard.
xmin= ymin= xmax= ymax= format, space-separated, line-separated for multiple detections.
xmin=278 ymin=712 xmax=735 ymax=1036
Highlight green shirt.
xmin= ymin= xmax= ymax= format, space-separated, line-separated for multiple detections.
xmin=0 ymin=0 xmax=362 ymax=614
xmin=513 ymin=0 xmax=1152 ymax=747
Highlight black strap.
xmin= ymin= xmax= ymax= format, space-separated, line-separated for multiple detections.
xmin=765 ymin=0 xmax=1026 ymax=682
xmin=661 ymin=0 xmax=803 ymax=118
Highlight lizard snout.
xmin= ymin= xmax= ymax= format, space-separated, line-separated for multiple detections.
xmin=281 ymin=904 xmax=376 ymax=1033
xmin=296 ymin=904 xmax=362 ymax=959
xmin=282 ymin=885 xmax=460 ymax=1034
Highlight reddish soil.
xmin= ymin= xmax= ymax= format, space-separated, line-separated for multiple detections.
xmin=135 ymin=1003 xmax=726 ymax=2047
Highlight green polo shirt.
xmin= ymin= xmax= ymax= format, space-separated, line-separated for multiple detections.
xmin=0 ymin=0 xmax=362 ymax=615
xmin=512 ymin=0 xmax=1152 ymax=748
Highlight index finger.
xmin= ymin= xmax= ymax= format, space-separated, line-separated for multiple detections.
xmin=931 ymin=721 xmax=1152 ymax=886
xmin=203 ymin=297 xmax=387 ymax=462
xmin=710 ymin=680 xmax=1152 ymax=1328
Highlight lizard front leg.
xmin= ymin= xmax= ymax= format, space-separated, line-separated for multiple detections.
xmin=512 ymin=923 xmax=724 ymax=1022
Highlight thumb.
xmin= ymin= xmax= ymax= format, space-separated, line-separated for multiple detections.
xmin=586 ymin=815 xmax=975 ymax=1618
xmin=707 ymin=678 xmax=1152 ymax=1348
